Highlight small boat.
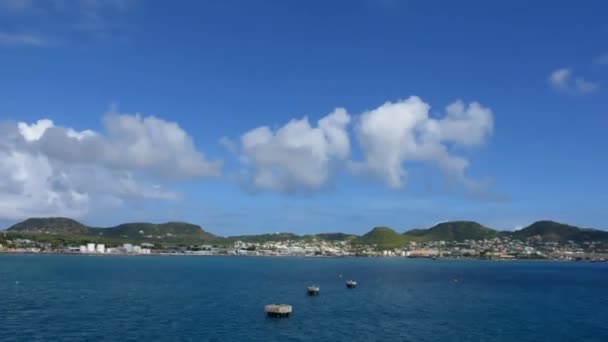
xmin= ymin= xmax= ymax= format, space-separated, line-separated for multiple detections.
xmin=307 ymin=285 xmax=320 ymax=295
xmin=346 ymin=280 xmax=357 ymax=288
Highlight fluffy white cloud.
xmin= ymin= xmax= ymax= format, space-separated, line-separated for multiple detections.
xmin=0 ymin=154 xmax=89 ymax=220
xmin=354 ymin=96 xmax=493 ymax=190
xmin=228 ymin=97 xmax=493 ymax=194
xmin=549 ymin=67 xmax=598 ymax=94
xmin=0 ymin=108 xmax=218 ymax=220
xmin=21 ymin=109 xmax=221 ymax=178
xmin=236 ymin=108 xmax=351 ymax=192
xmin=17 ymin=119 xmax=54 ymax=140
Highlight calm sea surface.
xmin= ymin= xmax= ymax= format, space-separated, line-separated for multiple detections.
xmin=1 ymin=255 xmax=607 ymax=341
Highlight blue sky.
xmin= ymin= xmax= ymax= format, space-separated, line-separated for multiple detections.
xmin=0 ymin=0 xmax=606 ymax=235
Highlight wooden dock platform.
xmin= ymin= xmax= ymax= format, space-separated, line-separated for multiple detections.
xmin=265 ymin=304 xmax=292 ymax=317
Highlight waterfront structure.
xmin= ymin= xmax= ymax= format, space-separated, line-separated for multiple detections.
xmin=96 ymin=244 xmax=105 ymax=254
xmin=407 ymin=248 xmax=440 ymax=258
xmin=86 ymin=243 xmax=96 ymax=253
xmin=265 ymin=304 xmax=292 ymax=317
xmin=2 ymin=230 xmax=608 ymax=261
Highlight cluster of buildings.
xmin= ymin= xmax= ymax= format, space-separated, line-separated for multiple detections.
xmin=230 ymin=240 xmax=352 ymax=257
xmin=1 ymin=235 xmax=607 ymax=261
xmin=227 ymin=237 xmax=608 ymax=261
xmin=75 ymin=243 xmax=152 ymax=255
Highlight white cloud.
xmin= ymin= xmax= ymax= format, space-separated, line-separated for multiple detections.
xmin=0 ymin=108 xmax=219 ymax=220
xmin=17 ymin=119 xmax=54 ymax=140
xmin=549 ymin=68 xmax=571 ymax=88
xmin=24 ymin=108 xmax=221 ymax=178
xmin=0 ymin=0 xmax=135 ymax=46
xmin=0 ymin=138 xmax=90 ymax=220
xmin=236 ymin=108 xmax=351 ymax=192
xmin=424 ymin=100 xmax=493 ymax=147
xmin=353 ymin=96 xmax=493 ymax=191
xmin=595 ymin=53 xmax=608 ymax=65
xmin=574 ymin=78 xmax=599 ymax=94
xmin=549 ymin=67 xmax=599 ymax=94
xmin=229 ymin=97 xmax=493 ymax=195
xmin=0 ymin=31 xmax=48 ymax=47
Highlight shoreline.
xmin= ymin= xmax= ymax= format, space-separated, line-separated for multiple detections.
xmin=0 ymin=250 xmax=605 ymax=263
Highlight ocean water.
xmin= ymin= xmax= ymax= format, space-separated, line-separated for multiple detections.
xmin=1 ymin=255 xmax=607 ymax=342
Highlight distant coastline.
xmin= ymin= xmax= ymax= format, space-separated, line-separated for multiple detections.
xmin=1 ymin=250 xmax=607 ymax=263
xmin=2 ymin=217 xmax=608 ymax=261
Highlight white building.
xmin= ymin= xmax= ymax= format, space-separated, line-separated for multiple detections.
xmin=80 ymin=245 xmax=87 ymax=253
xmin=133 ymin=246 xmax=142 ymax=254
xmin=96 ymin=244 xmax=105 ymax=254
xmin=123 ymin=244 xmax=134 ymax=253
xmin=87 ymin=243 xmax=96 ymax=253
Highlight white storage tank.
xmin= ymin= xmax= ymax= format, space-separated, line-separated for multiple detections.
xmin=87 ymin=243 xmax=96 ymax=253
xmin=96 ymin=244 xmax=105 ymax=254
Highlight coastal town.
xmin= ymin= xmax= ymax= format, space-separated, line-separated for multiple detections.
xmin=1 ymin=234 xmax=607 ymax=261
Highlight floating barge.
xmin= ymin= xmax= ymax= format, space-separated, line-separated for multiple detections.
xmin=265 ymin=304 xmax=292 ymax=317
xmin=346 ymin=280 xmax=357 ymax=288
xmin=307 ymin=285 xmax=320 ymax=295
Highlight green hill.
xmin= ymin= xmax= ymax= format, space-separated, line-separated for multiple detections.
xmin=228 ymin=232 xmax=357 ymax=243
xmin=314 ymin=233 xmax=357 ymax=241
xmin=7 ymin=217 xmax=89 ymax=235
xmin=404 ymin=221 xmax=498 ymax=241
xmin=354 ymin=227 xmax=408 ymax=249
xmin=89 ymin=222 xmax=219 ymax=243
xmin=511 ymin=220 xmax=608 ymax=243
xmin=6 ymin=217 xmax=608 ymax=247
xmin=228 ymin=232 xmax=301 ymax=243
xmin=7 ymin=217 xmax=219 ymax=245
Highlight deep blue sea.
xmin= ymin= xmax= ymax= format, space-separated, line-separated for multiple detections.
xmin=1 ymin=255 xmax=607 ymax=341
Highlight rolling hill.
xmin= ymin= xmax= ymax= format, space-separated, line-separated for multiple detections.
xmin=511 ymin=221 xmax=608 ymax=243
xmin=228 ymin=232 xmax=357 ymax=243
xmin=404 ymin=221 xmax=499 ymax=242
xmin=8 ymin=217 xmax=89 ymax=235
xmin=7 ymin=217 xmax=220 ymax=244
xmin=5 ymin=217 xmax=608 ymax=248
xmin=354 ymin=227 xmax=408 ymax=249
xmin=227 ymin=232 xmax=301 ymax=243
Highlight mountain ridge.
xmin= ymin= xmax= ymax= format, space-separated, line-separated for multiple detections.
xmin=5 ymin=217 xmax=608 ymax=247
xmin=7 ymin=217 xmax=219 ymax=244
